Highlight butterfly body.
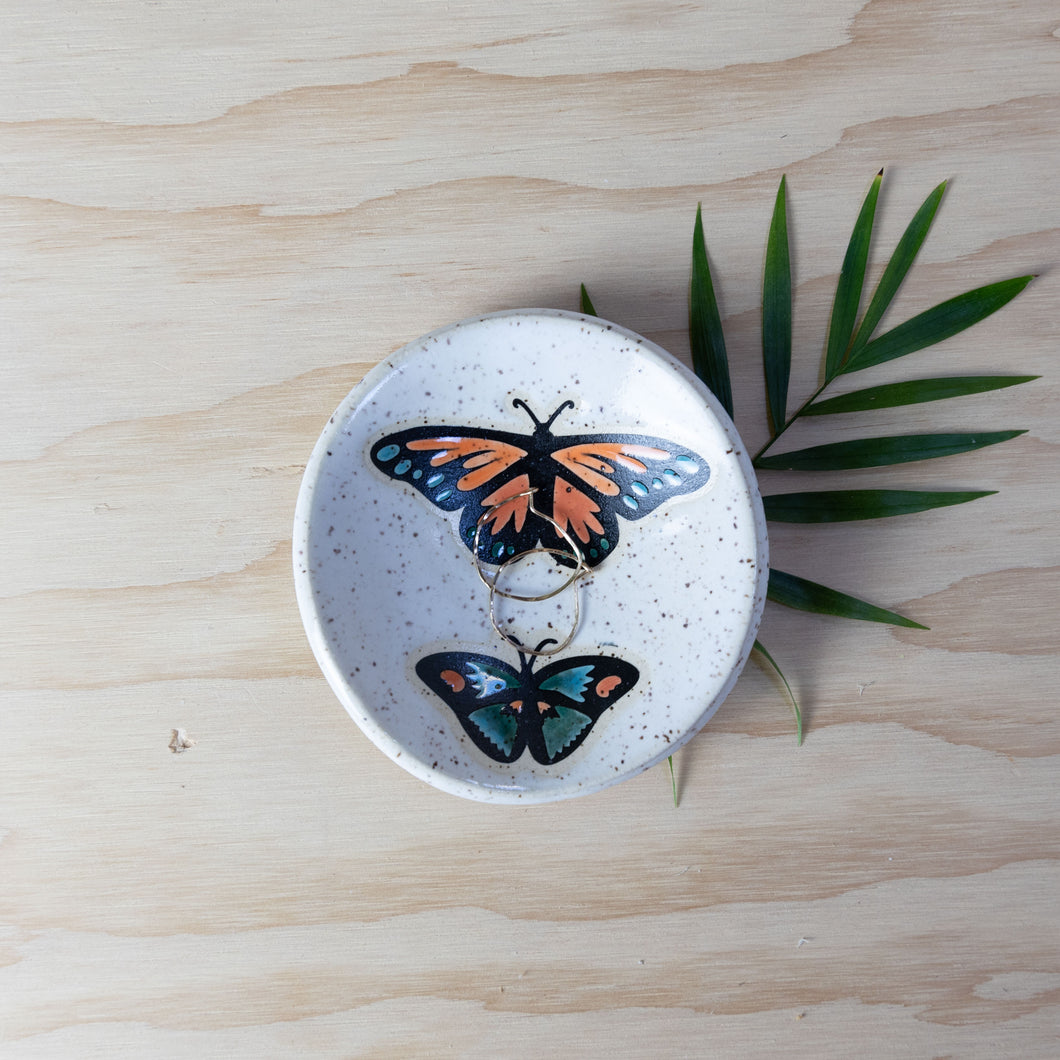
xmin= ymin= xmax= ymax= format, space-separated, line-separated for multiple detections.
xmin=416 ymin=642 xmax=639 ymax=765
xmin=371 ymin=400 xmax=711 ymax=567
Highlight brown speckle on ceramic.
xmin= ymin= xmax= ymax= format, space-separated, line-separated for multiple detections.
xmin=293 ymin=309 xmax=767 ymax=803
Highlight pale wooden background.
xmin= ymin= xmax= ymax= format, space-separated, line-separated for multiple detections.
xmin=2 ymin=2 xmax=1058 ymax=1057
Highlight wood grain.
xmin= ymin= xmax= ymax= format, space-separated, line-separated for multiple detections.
xmin=2 ymin=1 xmax=1058 ymax=1056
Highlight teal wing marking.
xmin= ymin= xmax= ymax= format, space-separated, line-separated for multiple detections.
xmin=542 ymin=706 xmax=593 ymax=760
xmin=468 ymin=705 xmax=519 ymax=756
xmin=538 ymin=665 xmax=594 ymax=703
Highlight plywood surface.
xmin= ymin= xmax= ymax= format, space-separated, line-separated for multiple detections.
xmin=2 ymin=2 xmax=1058 ymax=1056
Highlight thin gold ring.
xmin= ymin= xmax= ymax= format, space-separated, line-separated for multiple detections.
xmin=472 ymin=488 xmax=590 ymax=602
xmin=489 ymin=575 xmax=583 ymax=656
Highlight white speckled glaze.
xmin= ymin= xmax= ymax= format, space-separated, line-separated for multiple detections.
xmin=293 ymin=309 xmax=768 ymax=803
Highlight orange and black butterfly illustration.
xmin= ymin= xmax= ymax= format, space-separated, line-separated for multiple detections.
xmin=416 ymin=639 xmax=639 ymax=764
xmin=369 ymin=399 xmax=711 ymax=568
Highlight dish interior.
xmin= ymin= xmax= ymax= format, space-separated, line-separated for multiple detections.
xmin=294 ymin=309 xmax=767 ymax=802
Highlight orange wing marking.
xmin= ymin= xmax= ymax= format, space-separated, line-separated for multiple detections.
xmin=595 ymin=675 xmax=622 ymax=698
xmin=407 ymin=437 xmax=527 ymax=491
xmin=551 ymin=476 xmax=604 ymax=544
xmin=552 ymin=443 xmax=670 ymax=494
xmin=480 ymin=474 xmax=532 ymax=535
xmin=440 ymin=669 xmax=466 ymax=693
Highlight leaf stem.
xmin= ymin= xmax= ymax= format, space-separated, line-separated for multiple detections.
xmin=751 ymin=379 xmax=829 ymax=463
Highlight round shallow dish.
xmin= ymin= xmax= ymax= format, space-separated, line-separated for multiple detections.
xmin=294 ymin=309 xmax=767 ymax=803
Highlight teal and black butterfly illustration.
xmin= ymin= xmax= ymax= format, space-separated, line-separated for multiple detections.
xmin=416 ymin=639 xmax=640 ymax=765
xmin=370 ymin=399 xmax=710 ymax=568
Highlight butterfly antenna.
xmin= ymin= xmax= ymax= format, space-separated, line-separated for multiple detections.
xmin=541 ymin=401 xmax=575 ymax=432
xmin=504 ymin=634 xmax=531 ymax=670
xmin=511 ymin=398 xmax=543 ymax=428
xmin=533 ymin=638 xmax=559 ymax=655
xmin=512 ymin=398 xmax=574 ymax=433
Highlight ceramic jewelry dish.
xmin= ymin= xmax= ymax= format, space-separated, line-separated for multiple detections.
xmin=294 ymin=309 xmax=768 ymax=803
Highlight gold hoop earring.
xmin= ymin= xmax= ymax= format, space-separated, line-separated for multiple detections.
xmin=472 ymin=488 xmax=590 ymax=601
xmin=488 ymin=566 xmax=583 ymax=656
xmin=472 ymin=487 xmax=591 ymax=653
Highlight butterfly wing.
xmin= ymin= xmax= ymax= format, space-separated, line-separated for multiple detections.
xmin=542 ymin=434 xmax=711 ymax=566
xmin=371 ymin=427 xmax=546 ymax=564
xmin=521 ymin=655 xmax=640 ymax=765
xmin=373 ymin=421 xmax=711 ymax=569
xmin=416 ymin=651 xmax=640 ymax=767
xmin=415 ymin=652 xmax=529 ymax=763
